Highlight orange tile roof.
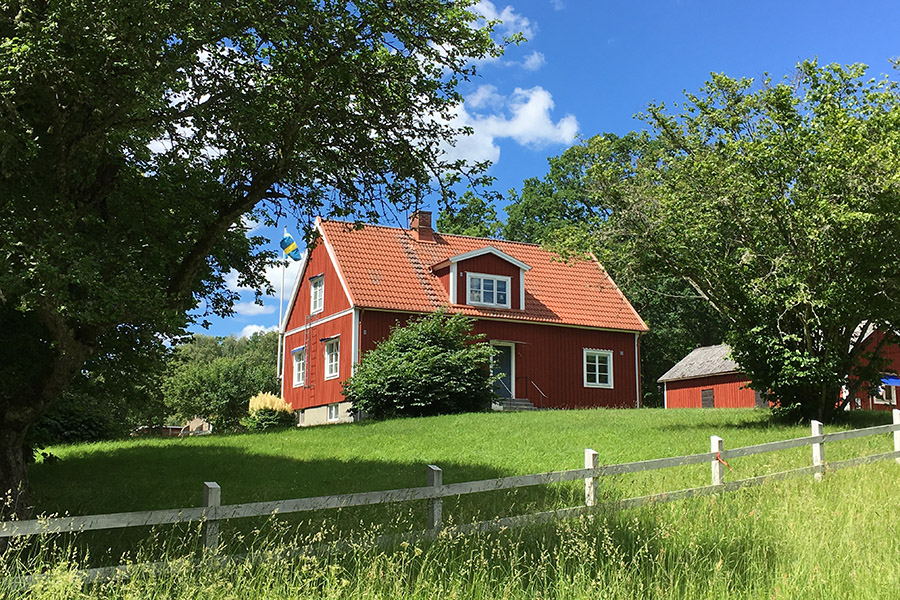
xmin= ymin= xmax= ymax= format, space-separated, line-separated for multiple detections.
xmin=319 ymin=219 xmax=648 ymax=332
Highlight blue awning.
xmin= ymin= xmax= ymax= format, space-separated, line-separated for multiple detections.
xmin=882 ymin=376 xmax=900 ymax=387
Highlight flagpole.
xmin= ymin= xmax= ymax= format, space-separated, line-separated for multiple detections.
xmin=277 ymin=227 xmax=287 ymax=384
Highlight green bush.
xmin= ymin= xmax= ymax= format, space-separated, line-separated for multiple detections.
xmin=343 ymin=311 xmax=498 ymax=420
xmin=243 ymin=408 xmax=296 ymax=430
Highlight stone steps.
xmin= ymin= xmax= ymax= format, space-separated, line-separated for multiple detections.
xmin=492 ymin=398 xmax=538 ymax=412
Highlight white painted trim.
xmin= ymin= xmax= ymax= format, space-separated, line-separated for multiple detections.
xmin=317 ymin=218 xmax=355 ymax=307
xmin=466 ymin=272 xmax=512 ymax=309
xmin=324 ymin=336 xmax=340 ymax=380
xmin=583 ymin=348 xmax=614 ymax=389
xmin=309 ymin=275 xmax=325 ymax=315
xmin=664 ymin=382 xmax=668 ymax=409
xmin=634 ymin=333 xmax=640 ymax=408
xmin=449 ymin=263 xmax=458 ymax=304
xmin=280 ymin=250 xmax=310 ymax=332
xmin=327 ymin=403 xmax=340 ymax=422
xmin=351 ymin=307 xmax=359 ymax=372
xmin=436 ymin=246 xmax=532 ymax=271
xmin=490 ymin=341 xmax=516 ymax=399
xmin=358 ymin=307 xmax=647 ymax=335
xmin=284 ymin=308 xmax=354 ymax=338
xmin=519 ymin=268 xmax=526 ymax=311
xmin=291 ymin=347 xmax=306 ymax=388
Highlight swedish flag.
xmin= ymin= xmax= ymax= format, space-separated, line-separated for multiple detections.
xmin=280 ymin=234 xmax=302 ymax=261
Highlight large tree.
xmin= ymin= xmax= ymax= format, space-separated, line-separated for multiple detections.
xmin=567 ymin=61 xmax=900 ymax=420
xmin=503 ymin=140 xmax=727 ymax=406
xmin=0 ymin=0 xmax=503 ymax=514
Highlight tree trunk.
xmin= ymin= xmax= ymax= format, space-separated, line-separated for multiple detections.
xmin=0 ymin=423 xmax=31 ymax=520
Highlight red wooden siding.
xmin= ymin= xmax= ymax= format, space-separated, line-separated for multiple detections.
xmin=359 ymin=309 xmax=639 ymax=409
xmin=665 ymin=374 xmax=756 ymax=409
xmin=454 ymin=254 xmax=521 ymax=309
xmin=852 ymin=330 xmax=900 ymax=411
xmin=283 ymin=242 xmax=351 ymax=333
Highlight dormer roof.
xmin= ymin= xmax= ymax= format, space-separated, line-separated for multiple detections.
xmin=431 ymin=246 xmax=532 ymax=272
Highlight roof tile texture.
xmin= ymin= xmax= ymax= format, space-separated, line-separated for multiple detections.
xmin=320 ymin=220 xmax=647 ymax=332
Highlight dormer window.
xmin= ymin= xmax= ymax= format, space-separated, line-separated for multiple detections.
xmin=310 ymin=275 xmax=324 ymax=314
xmin=467 ymin=273 xmax=511 ymax=309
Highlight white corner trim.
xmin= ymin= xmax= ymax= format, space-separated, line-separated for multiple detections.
xmin=450 ymin=262 xmax=458 ymax=304
xmin=664 ymin=382 xmax=668 ymax=409
xmin=351 ymin=307 xmax=359 ymax=372
xmin=634 ymin=333 xmax=640 ymax=408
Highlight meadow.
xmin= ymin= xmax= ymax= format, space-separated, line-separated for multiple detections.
xmin=7 ymin=408 xmax=900 ymax=599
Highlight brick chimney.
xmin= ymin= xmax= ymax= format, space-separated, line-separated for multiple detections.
xmin=409 ymin=210 xmax=435 ymax=243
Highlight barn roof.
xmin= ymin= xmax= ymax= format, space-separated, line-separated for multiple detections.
xmin=303 ymin=219 xmax=647 ymax=332
xmin=657 ymin=344 xmax=741 ymax=383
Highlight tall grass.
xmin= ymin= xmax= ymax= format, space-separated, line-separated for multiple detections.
xmin=8 ymin=409 xmax=900 ymax=597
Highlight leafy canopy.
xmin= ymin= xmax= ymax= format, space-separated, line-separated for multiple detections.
xmin=343 ymin=311 xmax=498 ymax=420
xmin=562 ymin=61 xmax=900 ymax=420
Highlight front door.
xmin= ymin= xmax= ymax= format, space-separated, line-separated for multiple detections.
xmin=492 ymin=343 xmax=515 ymax=399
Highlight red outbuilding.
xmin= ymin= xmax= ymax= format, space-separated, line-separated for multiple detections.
xmin=658 ymin=344 xmax=766 ymax=409
xmin=850 ymin=329 xmax=900 ymax=411
xmin=279 ymin=212 xmax=648 ymax=425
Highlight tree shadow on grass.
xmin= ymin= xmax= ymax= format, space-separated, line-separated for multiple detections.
xmin=25 ymin=443 xmax=584 ymax=567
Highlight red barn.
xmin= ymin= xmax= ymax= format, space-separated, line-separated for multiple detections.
xmin=659 ymin=344 xmax=766 ymax=409
xmin=851 ymin=329 xmax=900 ymax=411
xmin=279 ymin=212 xmax=648 ymax=425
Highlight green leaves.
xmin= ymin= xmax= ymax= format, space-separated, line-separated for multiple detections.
xmin=343 ymin=311 xmax=498 ymax=420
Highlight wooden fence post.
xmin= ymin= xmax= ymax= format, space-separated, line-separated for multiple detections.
xmin=811 ymin=420 xmax=824 ymax=481
xmin=427 ymin=465 xmax=442 ymax=532
xmin=584 ymin=449 xmax=599 ymax=507
xmin=710 ymin=436 xmax=724 ymax=486
xmin=893 ymin=410 xmax=900 ymax=464
xmin=202 ymin=482 xmax=221 ymax=552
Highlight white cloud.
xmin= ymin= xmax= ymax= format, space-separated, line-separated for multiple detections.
xmin=466 ymin=85 xmax=505 ymax=110
xmin=475 ymin=1 xmax=536 ymax=40
xmin=443 ymin=86 xmax=579 ymax=164
xmin=550 ymin=0 xmax=565 ymax=10
xmin=226 ymin=257 xmax=303 ymax=300
xmin=234 ymin=301 xmax=276 ymax=316
xmin=522 ymin=51 xmax=546 ymax=71
xmin=239 ymin=324 xmax=278 ymax=338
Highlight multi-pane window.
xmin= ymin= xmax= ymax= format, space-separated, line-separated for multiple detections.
xmin=310 ymin=276 xmax=324 ymax=314
xmin=324 ymin=338 xmax=340 ymax=379
xmin=292 ymin=347 xmax=306 ymax=387
xmin=877 ymin=380 xmax=896 ymax=405
xmin=467 ymin=273 xmax=511 ymax=308
xmin=327 ymin=403 xmax=339 ymax=422
xmin=583 ymin=349 xmax=613 ymax=388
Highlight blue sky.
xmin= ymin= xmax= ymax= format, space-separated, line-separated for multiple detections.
xmin=206 ymin=0 xmax=900 ymax=339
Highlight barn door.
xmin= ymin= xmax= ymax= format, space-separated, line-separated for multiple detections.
xmin=701 ymin=388 xmax=714 ymax=408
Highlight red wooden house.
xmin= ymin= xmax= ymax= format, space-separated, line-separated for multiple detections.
xmin=279 ymin=212 xmax=648 ymax=425
xmin=659 ymin=344 xmax=766 ymax=409
xmin=850 ymin=329 xmax=900 ymax=411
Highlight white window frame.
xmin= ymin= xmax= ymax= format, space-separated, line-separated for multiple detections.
xmin=327 ymin=403 xmax=339 ymax=422
xmin=583 ymin=349 xmax=614 ymax=389
xmin=310 ymin=275 xmax=324 ymax=314
xmin=291 ymin=347 xmax=306 ymax=388
xmin=876 ymin=379 xmax=896 ymax=405
xmin=324 ymin=337 xmax=340 ymax=380
xmin=466 ymin=272 xmax=512 ymax=309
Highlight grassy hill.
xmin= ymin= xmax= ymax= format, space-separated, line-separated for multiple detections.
xmin=15 ymin=408 xmax=900 ymax=599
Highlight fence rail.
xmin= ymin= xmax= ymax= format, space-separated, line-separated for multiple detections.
xmin=4 ymin=410 xmax=900 ymax=546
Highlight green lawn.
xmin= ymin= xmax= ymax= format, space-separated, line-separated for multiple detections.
xmin=13 ymin=408 xmax=900 ymax=599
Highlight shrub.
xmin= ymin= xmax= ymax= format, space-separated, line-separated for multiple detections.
xmin=248 ymin=392 xmax=293 ymax=414
xmin=343 ymin=310 xmax=498 ymax=420
xmin=244 ymin=393 xmax=295 ymax=430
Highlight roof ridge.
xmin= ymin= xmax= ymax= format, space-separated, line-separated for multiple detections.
xmin=319 ymin=218 xmax=542 ymax=248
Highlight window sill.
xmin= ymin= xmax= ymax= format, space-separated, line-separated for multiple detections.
xmin=467 ymin=301 xmax=512 ymax=310
xmin=324 ymin=374 xmax=339 ymax=381
xmin=584 ymin=383 xmax=614 ymax=389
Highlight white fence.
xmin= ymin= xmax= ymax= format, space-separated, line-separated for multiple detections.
xmin=4 ymin=410 xmax=900 ymax=552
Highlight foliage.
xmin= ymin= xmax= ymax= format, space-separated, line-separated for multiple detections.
xmin=503 ymin=140 xmax=727 ymax=407
xmin=563 ymin=61 xmax=900 ymax=420
xmin=163 ymin=332 xmax=279 ymax=431
xmin=437 ymin=191 xmax=502 ymax=237
xmin=0 ymin=0 xmax=504 ymax=512
xmin=243 ymin=408 xmax=295 ymax=431
xmin=248 ymin=392 xmax=292 ymax=414
xmin=343 ymin=311 xmax=498 ymax=420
